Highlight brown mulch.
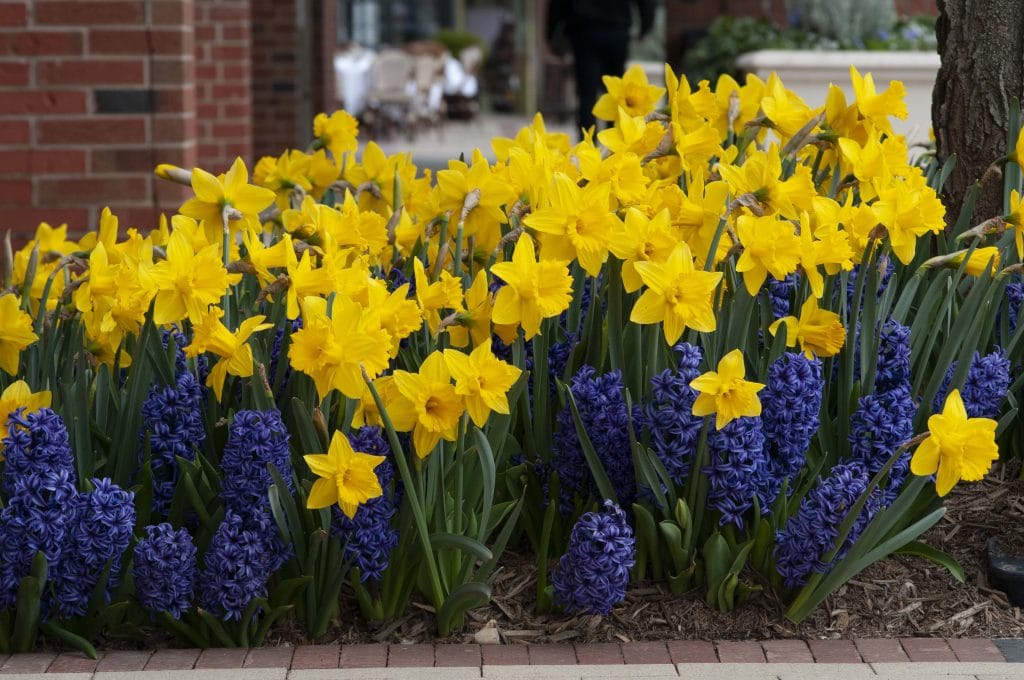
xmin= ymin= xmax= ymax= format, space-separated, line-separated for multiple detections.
xmin=324 ymin=461 xmax=1024 ymax=645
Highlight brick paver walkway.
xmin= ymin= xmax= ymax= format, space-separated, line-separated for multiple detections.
xmin=0 ymin=639 xmax=1021 ymax=678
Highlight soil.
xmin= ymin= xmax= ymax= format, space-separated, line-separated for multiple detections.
xmin=321 ymin=460 xmax=1024 ymax=645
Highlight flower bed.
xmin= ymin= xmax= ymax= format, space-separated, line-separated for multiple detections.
xmin=0 ymin=63 xmax=1023 ymax=655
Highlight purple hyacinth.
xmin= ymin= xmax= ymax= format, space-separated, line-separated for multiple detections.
xmin=1007 ymin=282 xmax=1024 ymax=331
xmin=703 ymin=415 xmax=774 ymax=528
xmin=133 ymin=523 xmax=197 ymax=619
xmin=2 ymin=407 xmax=76 ymax=495
xmin=0 ymin=469 xmax=77 ymax=609
xmin=198 ymin=507 xmax=281 ymax=621
xmin=848 ymin=384 xmax=916 ymax=501
xmin=637 ymin=343 xmax=705 ymax=485
xmin=219 ymin=409 xmax=294 ymax=512
xmin=551 ymin=367 xmax=634 ymax=513
xmin=331 ymin=427 xmax=399 ymax=582
xmin=761 ymin=353 xmax=822 ymax=485
xmin=932 ymin=348 xmax=1011 ymax=419
xmin=139 ymin=370 xmax=205 ymax=517
xmin=875 ymin=320 xmax=912 ymax=394
xmin=52 ymin=478 xmax=135 ymax=618
xmin=775 ymin=461 xmax=883 ymax=588
xmin=766 ymin=273 xmax=800 ymax=318
xmin=552 ymin=500 xmax=635 ymax=615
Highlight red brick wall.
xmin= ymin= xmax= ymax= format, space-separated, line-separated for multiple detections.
xmin=194 ymin=0 xmax=252 ymax=174
xmin=250 ymin=0 xmax=336 ymax=159
xmin=0 ymin=0 xmax=198 ymax=237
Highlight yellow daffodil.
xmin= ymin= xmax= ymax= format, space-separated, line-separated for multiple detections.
xmin=184 ymin=309 xmax=272 ymax=401
xmin=1005 ymin=189 xmax=1023 ymax=258
xmin=948 ymin=247 xmax=1001 ymax=276
xmin=592 ymin=64 xmax=666 ymax=122
xmin=690 ymin=349 xmax=765 ymax=429
xmin=284 ymin=243 xmax=333 ymax=320
xmin=871 ymin=180 xmax=946 ymax=265
xmin=368 ymin=280 xmax=423 ymax=356
xmin=0 ymin=294 xmax=38 ymax=375
xmin=304 ymin=431 xmax=384 ymax=517
xmin=288 ymin=295 xmax=391 ymax=400
xmin=313 ymin=109 xmax=359 ymax=160
xmin=12 ymin=222 xmax=76 ymax=310
xmin=179 ymin=157 xmax=275 ymax=235
xmin=608 ymin=208 xmax=677 ymax=293
xmin=148 ymin=230 xmax=234 ymax=325
xmin=911 ymin=389 xmax=999 ymax=497
xmin=524 ymin=173 xmax=621 ymax=275
xmin=734 ymin=214 xmax=802 ymax=296
xmin=630 ymin=242 xmax=722 ymax=344
xmin=769 ymin=296 xmax=846 ymax=358
xmin=760 ymin=72 xmax=821 ymax=139
xmin=490 ymin=235 xmax=573 ymax=340
xmin=447 ymin=270 xmax=493 ymax=348
xmin=0 ymin=380 xmax=51 ymax=457
xmin=849 ymin=66 xmax=907 ymax=136
xmin=443 ymin=340 xmax=522 ymax=427
xmin=436 ymin=150 xmax=517 ymax=254
xmin=597 ymin=106 xmax=665 ymax=157
xmin=391 ymin=351 xmax=465 ymax=458
xmin=413 ymin=258 xmax=463 ymax=335
xmin=718 ymin=146 xmax=815 ymax=218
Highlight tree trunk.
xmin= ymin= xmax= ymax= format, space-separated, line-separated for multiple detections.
xmin=932 ymin=0 xmax=1024 ymax=224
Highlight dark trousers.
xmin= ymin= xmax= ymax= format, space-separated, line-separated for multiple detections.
xmin=570 ymin=26 xmax=629 ymax=138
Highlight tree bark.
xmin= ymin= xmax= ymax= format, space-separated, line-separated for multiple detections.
xmin=932 ymin=0 xmax=1024 ymax=224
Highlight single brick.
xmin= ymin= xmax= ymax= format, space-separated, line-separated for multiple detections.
xmin=946 ymin=638 xmax=1005 ymax=662
xmin=387 ymin=644 xmax=434 ymax=668
xmin=900 ymin=638 xmax=957 ymax=662
xmin=573 ymin=643 xmax=623 ymax=665
xmin=43 ymin=651 xmax=101 ymax=673
xmin=715 ymin=641 xmax=766 ymax=663
xmin=95 ymin=651 xmax=152 ymax=672
xmin=38 ymin=58 xmax=144 ymax=86
xmin=763 ymin=640 xmax=814 ymax=663
xmin=88 ymin=28 xmax=185 ymax=54
xmin=0 ymin=207 xmax=89 ymax=235
xmin=0 ymin=121 xmax=29 ymax=145
xmin=0 ymin=149 xmax=86 ymax=175
xmin=37 ymin=118 xmax=147 ymax=145
xmin=339 ymin=643 xmax=387 ymax=668
xmin=244 ymin=646 xmax=294 ymax=668
xmin=0 ymin=91 xmax=87 ymax=115
xmin=0 ymin=2 xmax=27 ymax=26
xmin=0 ymin=62 xmax=29 ymax=86
xmin=290 ymin=644 xmax=339 ymax=669
xmin=0 ymin=652 xmax=57 ymax=673
xmin=481 ymin=645 xmax=529 ymax=666
xmin=0 ymin=31 xmax=84 ymax=56
xmin=0 ymin=180 xmax=31 ymax=205
xmin=808 ymin=639 xmax=861 ymax=663
xmin=36 ymin=1 xmax=145 ymax=25
xmin=854 ymin=638 xmax=909 ymax=663
xmin=528 ymin=644 xmax=577 ymax=665
xmin=621 ymin=641 xmax=671 ymax=665
xmin=434 ymin=645 xmax=481 ymax=668
xmin=195 ymin=648 xmax=249 ymax=669
xmin=667 ymin=640 xmax=717 ymax=664
xmin=37 ymin=177 xmax=149 ymax=205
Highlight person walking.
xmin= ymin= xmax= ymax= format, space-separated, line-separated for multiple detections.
xmin=546 ymin=0 xmax=656 ymax=138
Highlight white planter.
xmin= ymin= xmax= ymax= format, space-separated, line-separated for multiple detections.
xmin=736 ymin=49 xmax=940 ymax=145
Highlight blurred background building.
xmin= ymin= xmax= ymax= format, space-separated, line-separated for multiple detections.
xmin=0 ymin=0 xmax=937 ymax=238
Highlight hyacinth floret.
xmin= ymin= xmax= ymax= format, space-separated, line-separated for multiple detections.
xmin=552 ymin=500 xmax=635 ymax=615
xmin=848 ymin=383 xmax=916 ymax=500
xmin=775 ymin=461 xmax=883 ymax=588
xmin=551 ymin=366 xmax=633 ymax=513
xmin=703 ymin=415 xmax=773 ymax=528
xmin=933 ymin=348 xmax=1011 ymax=419
xmin=1006 ymin=282 xmax=1024 ymax=331
xmin=133 ymin=523 xmax=197 ymax=619
xmin=0 ymin=468 xmax=77 ymax=609
xmin=3 ymin=407 xmax=76 ymax=494
xmin=761 ymin=352 xmax=823 ymax=484
xmin=638 ymin=342 xmax=704 ymax=484
xmin=875 ymin=320 xmax=911 ymax=393
xmin=52 ymin=478 xmax=136 ymax=618
xmin=199 ymin=507 xmax=281 ymax=621
xmin=139 ymin=370 xmax=205 ymax=516
xmin=766 ymin=273 xmax=800 ymax=319
xmin=219 ymin=408 xmax=294 ymax=512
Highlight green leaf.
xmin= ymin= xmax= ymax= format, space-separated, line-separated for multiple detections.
xmin=437 ymin=581 xmax=490 ymax=636
xmin=896 ymin=541 xmax=964 ymax=583
xmin=428 ymin=533 xmax=493 ymax=563
xmin=39 ymin=622 xmax=97 ymax=659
